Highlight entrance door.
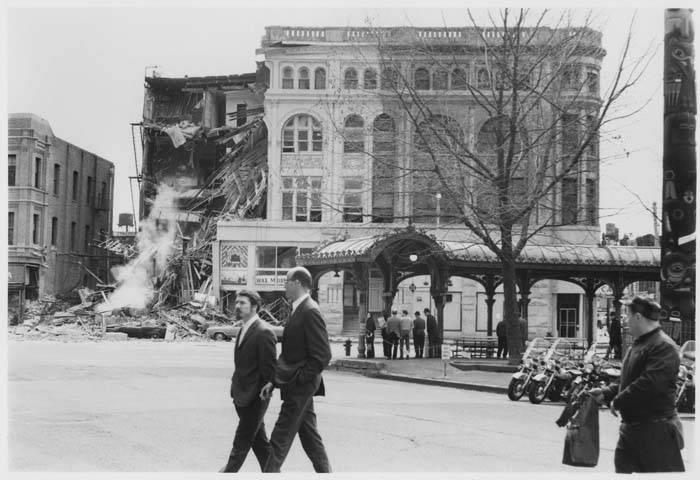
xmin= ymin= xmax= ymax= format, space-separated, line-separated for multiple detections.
xmin=558 ymin=308 xmax=578 ymax=338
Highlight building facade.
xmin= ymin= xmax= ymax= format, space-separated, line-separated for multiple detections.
xmin=211 ymin=25 xmax=607 ymax=339
xmin=7 ymin=113 xmax=115 ymax=317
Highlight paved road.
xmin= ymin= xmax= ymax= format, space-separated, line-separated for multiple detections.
xmin=7 ymin=340 xmax=695 ymax=472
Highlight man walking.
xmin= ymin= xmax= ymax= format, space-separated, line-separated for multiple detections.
xmin=425 ymin=308 xmax=438 ymax=358
xmin=590 ymin=296 xmax=685 ymax=473
xmin=412 ymin=311 xmax=426 ymax=358
xmin=386 ymin=310 xmax=401 ymax=359
xmin=606 ymin=312 xmax=623 ymax=360
xmin=399 ymin=309 xmax=412 ymax=359
xmin=260 ymin=266 xmax=332 ymax=473
xmin=219 ymin=290 xmax=277 ymax=472
xmin=496 ymin=318 xmax=507 ymax=359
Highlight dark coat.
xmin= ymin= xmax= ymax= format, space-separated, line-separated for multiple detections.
xmin=496 ymin=320 xmax=506 ymax=338
xmin=426 ymin=314 xmax=438 ymax=339
xmin=230 ymin=318 xmax=277 ymax=407
xmin=366 ymin=316 xmax=376 ymax=334
xmin=274 ymin=296 xmax=332 ymax=398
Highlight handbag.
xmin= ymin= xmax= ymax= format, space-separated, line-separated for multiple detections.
xmin=561 ymin=395 xmax=600 ymax=467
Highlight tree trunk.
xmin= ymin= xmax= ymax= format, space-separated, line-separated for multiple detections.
xmin=501 ymin=231 xmax=523 ymax=365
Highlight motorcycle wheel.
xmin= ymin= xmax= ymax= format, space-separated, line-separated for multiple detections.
xmin=507 ymin=377 xmax=527 ymax=401
xmin=528 ymin=380 xmax=548 ymax=404
xmin=547 ymin=383 xmax=563 ymax=402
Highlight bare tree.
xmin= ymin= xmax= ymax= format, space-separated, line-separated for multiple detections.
xmin=326 ymin=9 xmax=651 ymax=360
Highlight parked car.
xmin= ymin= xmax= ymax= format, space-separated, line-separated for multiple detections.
xmin=207 ymin=317 xmax=284 ymax=342
xmin=106 ymin=323 xmax=167 ymax=339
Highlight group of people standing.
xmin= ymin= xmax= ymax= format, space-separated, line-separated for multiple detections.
xmin=365 ymin=308 xmax=440 ymax=359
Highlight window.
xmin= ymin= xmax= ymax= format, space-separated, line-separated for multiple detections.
xmin=343 ymin=115 xmax=365 ymax=153
xmin=84 ymin=225 xmax=90 ymax=251
xmin=344 ymin=68 xmax=358 ymax=89
xmin=363 ymin=68 xmax=377 ymax=89
xmin=281 ymin=176 xmax=322 ymax=222
xmin=451 ymin=68 xmax=467 ymax=90
xmin=372 ymin=114 xmax=396 ymax=223
xmin=562 ymin=64 xmax=579 ymax=89
xmin=562 ymin=178 xmax=578 ymax=225
xmin=298 ymin=67 xmax=310 ymax=89
xmin=34 ymin=157 xmax=42 ymax=188
xmin=51 ymin=217 xmax=58 ymax=246
xmin=53 ymin=164 xmax=60 ymax=195
xmin=586 ymin=179 xmax=596 ymax=225
xmin=100 ymin=181 xmax=108 ymax=208
xmin=343 ymin=177 xmax=364 ymax=222
xmin=381 ymin=67 xmax=399 ymax=90
xmin=282 ymin=115 xmax=322 ymax=153
xmin=433 ymin=70 xmax=448 ymax=90
xmin=586 ymin=69 xmax=599 ymax=95
xmin=32 ymin=214 xmax=40 ymax=244
xmin=282 ymin=66 xmax=294 ymax=89
xmin=477 ymin=68 xmax=490 ymax=88
xmin=8 ymin=212 xmax=14 ymax=245
xmin=314 ymin=68 xmax=326 ymax=89
xmin=236 ymin=103 xmax=247 ymax=127
xmin=86 ymin=176 xmax=94 ymax=206
xmin=8 ymin=154 xmax=16 ymax=186
xmin=72 ymin=171 xmax=79 ymax=201
xmin=70 ymin=222 xmax=76 ymax=250
xmin=255 ymin=246 xmax=306 ymax=285
xmin=414 ymin=68 xmax=430 ymax=90
xmin=562 ymin=114 xmax=579 ymax=157
xmin=585 ymin=115 xmax=598 ymax=158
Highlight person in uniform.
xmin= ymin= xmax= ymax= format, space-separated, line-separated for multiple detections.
xmin=590 ymin=295 xmax=685 ymax=473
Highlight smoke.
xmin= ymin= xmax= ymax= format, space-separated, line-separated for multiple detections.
xmin=106 ymin=185 xmax=179 ymax=310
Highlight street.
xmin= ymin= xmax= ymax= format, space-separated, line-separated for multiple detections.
xmin=7 ymin=340 xmax=695 ymax=472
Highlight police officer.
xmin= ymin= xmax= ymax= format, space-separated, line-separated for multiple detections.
xmin=590 ymin=295 xmax=685 ymax=473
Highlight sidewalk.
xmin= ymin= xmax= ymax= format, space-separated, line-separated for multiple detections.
xmin=329 ymin=345 xmax=515 ymax=393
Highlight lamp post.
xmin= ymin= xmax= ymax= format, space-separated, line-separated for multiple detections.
xmin=435 ymin=193 xmax=442 ymax=228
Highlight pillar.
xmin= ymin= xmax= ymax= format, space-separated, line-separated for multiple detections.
xmin=485 ymin=274 xmax=497 ymax=336
xmin=584 ymin=278 xmax=597 ymax=347
xmin=352 ymin=263 xmax=369 ymax=359
xmin=431 ymin=290 xmax=447 ymax=357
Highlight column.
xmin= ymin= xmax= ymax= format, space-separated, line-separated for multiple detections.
xmin=584 ymin=278 xmax=597 ymax=347
xmin=353 ymin=263 xmax=369 ymax=358
xmin=485 ymin=274 xmax=496 ymax=336
xmin=431 ymin=290 xmax=447 ymax=357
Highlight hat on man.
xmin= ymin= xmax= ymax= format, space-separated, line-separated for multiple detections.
xmin=621 ymin=295 xmax=661 ymax=321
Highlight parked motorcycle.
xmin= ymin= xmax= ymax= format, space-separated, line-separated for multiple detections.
xmin=507 ymin=338 xmax=550 ymax=401
xmin=529 ymin=339 xmax=576 ymax=404
xmin=676 ymin=340 xmax=695 ymax=414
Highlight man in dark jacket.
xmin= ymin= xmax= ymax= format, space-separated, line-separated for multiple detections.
xmin=365 ymin=313 xmax=376 ymax=359
xmin=590 ymin=296 xmax=685 ymax=473
xmin=606 ymin=313 xmax=623 ymax=360
xmin=425 ymin=308 xmax=438 ymax=358
xmin=260 ymin=267 xmax=332 ymax=473
xmin=220 ymin=290 xmax=277 ymax=472
xmin=412 ymin=311 xmax=426 ymax=359
xmin=386 ymin=310 xmax=402 ymax=359
xmin=496 ymin=319 xmax=507 ymax=359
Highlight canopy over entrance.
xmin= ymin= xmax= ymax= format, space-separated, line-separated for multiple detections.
xmin=297 ymin=227 xmax=661 ymax=348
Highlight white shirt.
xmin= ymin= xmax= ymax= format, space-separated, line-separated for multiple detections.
xmin=237 ymin=314 xmax=259 ymax=346
xmin=291 ymin=293 xmax=310 ymax=316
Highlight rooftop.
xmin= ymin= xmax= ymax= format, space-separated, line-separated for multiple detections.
xmin=144 ymin=73 xmax=257 ymax=91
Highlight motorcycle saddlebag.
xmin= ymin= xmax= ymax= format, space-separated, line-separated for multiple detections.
xmin=562 ymin=395 xmax=600 ymax=467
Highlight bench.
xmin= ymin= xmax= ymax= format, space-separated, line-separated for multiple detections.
xmin=451 ymin=336 xmax=499 ymax=359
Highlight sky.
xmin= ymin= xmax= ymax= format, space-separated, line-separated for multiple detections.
xmin=3 ymin=2 xmax=685 ymax=238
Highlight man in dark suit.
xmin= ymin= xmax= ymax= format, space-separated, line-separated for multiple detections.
xmin=425 ymin=308 xmax=438 ymax=358
xmin=260 ymin=266 xmax=332 ymax=473
xmin=219 ymin=290 xmax=277 ymax=473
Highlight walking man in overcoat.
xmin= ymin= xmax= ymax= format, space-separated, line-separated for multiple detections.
xmin=260 ymin=266 xmax=332 ymax=473
xmin=219 ymin=290 xmax=277 ymax=472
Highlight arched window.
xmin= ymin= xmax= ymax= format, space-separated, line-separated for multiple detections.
xmin=282 ymin=67 xmax=294 ymax=89
xmin=372 ymin=114 xmax=396 ymax=223
xmin=413 ymin=116 xmax=464 ymax=224
xmin=477 ymin=68 xmax=490 ymax=89
xmin=298 ymin=67 xmax=310 ymax=89
xmin=314 ymin=67 xmax=326 ymax=90
xmin=344 ymin=68 xmax=358 ymax=89
xmin=343 ymin=114 xmax=365 ymax=153
xmin=451 ymin=68 xmax=467 ymax=90
xmin=363 ymin=68 xmax=377 ymax=89
xmin=381 ymin=67 xmax=399 ymax=90
xmin=282 ymin=114 xmax=322 ymax=153
xmin=433 ymin=70 xmax=448 ymax=90
xmin=414 ymin=68 xmax=430 ymax=90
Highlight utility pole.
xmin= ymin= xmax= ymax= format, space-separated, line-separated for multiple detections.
xmin=661 ymin=9 xmax=696 ymax=342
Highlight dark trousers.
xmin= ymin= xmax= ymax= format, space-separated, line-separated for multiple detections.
xmin=222 ymin=397 xmax=271 ymax=472
xmin=614 ymin=418 xmax=685 ymax=473
xmin=366 ymin=333 xmax=375 ymax=358
xmin=390 ymin=333 xmax=399 ymax=359
xmin=497 ymin=336 xmax=508 ymax=358
xmin=427 ymin=336 xmax=438 ymax=358
xmin=264 ymin=392 xmax=331 ymax=473
xmin=381 ymin=331 xmax=391 ymax=358
xmin=413 ymin=332 xmax=425 ymax=358
xmin=399 ymin=333 xmax=410 ymax=358
xmin=607 ymin=340 xmax=622 ymax=360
